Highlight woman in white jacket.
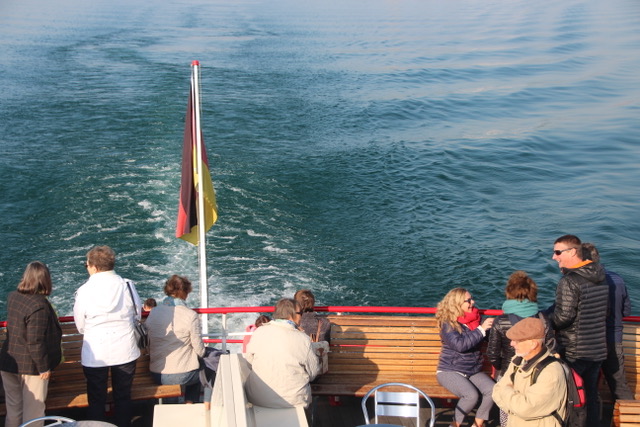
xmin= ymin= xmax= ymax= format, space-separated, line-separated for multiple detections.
xmin=245 ymin=298 xmax=321 ymax=409
xmin=145 ymin=275 xmax=206 ymax=405
xmin=73 ymin=246 xmax=141 ymax=427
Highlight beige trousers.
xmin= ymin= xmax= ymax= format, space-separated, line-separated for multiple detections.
xmin=1 ymin=371 xmax=49 ymax=427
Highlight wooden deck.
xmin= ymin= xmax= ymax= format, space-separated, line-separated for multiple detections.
xmin=1 ymin=309 xmax=635 ymax=426
xmin=1 ymin=396 xmax=611 ymax=427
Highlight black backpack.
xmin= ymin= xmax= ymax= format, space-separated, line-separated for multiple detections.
xmin=531 ymin=356 xmax=586 ymax=427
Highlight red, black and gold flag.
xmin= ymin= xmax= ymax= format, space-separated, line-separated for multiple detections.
xmin=175 ymin=76 xmax=217 ymax=245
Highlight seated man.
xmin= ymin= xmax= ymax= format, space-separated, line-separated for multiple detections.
xmin=245 ymin=298 xmax=321 ymax=409
xmin=493 ymin=317 xmax=568 ymax=426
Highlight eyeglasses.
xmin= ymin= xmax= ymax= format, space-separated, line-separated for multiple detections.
xmin=553 ymin=248 xmax=574 ymax=256
xmin=463 ymin=298 xmax=473 ymax=304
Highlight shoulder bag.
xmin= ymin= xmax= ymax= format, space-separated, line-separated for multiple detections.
xmin=126 ymin=281 xmax=149 ymax=350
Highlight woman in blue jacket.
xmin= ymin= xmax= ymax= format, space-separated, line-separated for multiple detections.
xmin=436 ymin=288 xmax=495 ymax=427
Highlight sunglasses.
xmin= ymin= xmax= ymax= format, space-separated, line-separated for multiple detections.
xmin=553 ymin=247 xmax=574 ymax=256
xmin=463 ymin=298 xmax=473 ymax=304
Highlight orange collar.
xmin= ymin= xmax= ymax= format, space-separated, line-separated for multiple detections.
xmin=568 ymin=259 xmax=592 ymax=269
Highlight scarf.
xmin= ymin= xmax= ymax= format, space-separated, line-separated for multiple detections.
xmin=274 ymin=319 xmax=299 ymax=329
xmin=161 ymin=296 xmax=189 ymax=307
xmin=457 ymin=306 xmax=481 ymax=330
xmin=501 ymin=299 xmax=539 ymax=318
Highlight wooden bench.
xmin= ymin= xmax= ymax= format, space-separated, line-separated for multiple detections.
xmin=310 ymin=314 xmax=492 ymax=398
xmin=0 ymin=319 xmax=182 ymax=416
xmin=613 ymin=400 xmax=640 ymax=427
xmin=610 ymin=322 xmax=640 ymax=427
xmin=309 ymin=315 xmax=640 ymax=426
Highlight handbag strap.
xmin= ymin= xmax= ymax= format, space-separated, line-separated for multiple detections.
xmin=125 ymin=280 xmax=138 ymax=316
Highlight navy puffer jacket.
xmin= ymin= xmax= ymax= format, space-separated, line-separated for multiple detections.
xmin=437 ymin=322 xmax=485 ymax=376
xmin=550 ymin=261 xmax=608 ymax=361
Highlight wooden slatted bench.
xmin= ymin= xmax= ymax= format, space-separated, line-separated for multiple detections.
xmin=310 ymin=314 xmax=492 ymax=398
xmin=621 ymin=322 xmax=640 ymax=400
xmin=0 ymin=319 xmax=182 ymax=416
xmin=610 ymin=321 xmax=640 ymax=427
xmin=613 ymin=400 xmax=640 ymax=427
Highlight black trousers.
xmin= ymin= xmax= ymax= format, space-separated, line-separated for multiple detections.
xmin=83 ymin=360 xmax=136 ymax=427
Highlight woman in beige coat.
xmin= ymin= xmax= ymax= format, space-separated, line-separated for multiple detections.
xmin=245 ymin=298 xmax=321 ymax=409
xmin=145 ymin=275 xmax=206 ymax=404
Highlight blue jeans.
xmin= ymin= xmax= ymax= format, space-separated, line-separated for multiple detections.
xmin=151 ymin=369 xmax=202 ymax=403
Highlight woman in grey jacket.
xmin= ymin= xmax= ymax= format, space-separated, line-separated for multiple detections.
xmin=436 ymin=288 xmax=494 ymax=427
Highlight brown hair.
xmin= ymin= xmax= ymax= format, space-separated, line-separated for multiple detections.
xmin=144 ymin=298 xmax=157 ymax=308
xmin=294 ymin=289 xmax=315 ymax=313
xmin=164 ymin=275 xmax=192 ymax=300
xmin=86 ymin=246 xmax=116 ymax=272
xmin=17 ymin=261 xmax=53 ymax=296
xmin=273 ymin=298 xmax=300 ymax=320
xmin=255 ymin=314 xmax=270 ymax=327
xmin=582 ymin=242 xmax=599 ymax=263
xmin=505 ymin=271 xmax=538 ymax=302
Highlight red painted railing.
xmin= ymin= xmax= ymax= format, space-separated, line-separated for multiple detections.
xmin=3 ymin=307 xmax=638 ymax=341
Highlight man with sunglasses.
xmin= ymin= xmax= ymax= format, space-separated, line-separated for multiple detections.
xmin=547 ymin=234 xmax=607 ymax=427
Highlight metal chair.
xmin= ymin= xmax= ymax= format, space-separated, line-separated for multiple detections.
xmin=18 ymin=416 xmax=76 ymax=427
xmin=361 ymin=382 xmax=436 ymax=427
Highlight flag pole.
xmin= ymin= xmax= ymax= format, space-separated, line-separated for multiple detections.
xmin=191 ymin=60 xmax=209 ymax=336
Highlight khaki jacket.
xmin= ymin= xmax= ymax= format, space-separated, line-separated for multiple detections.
xmin=245 ymin=320 xmax=321 ymax=408
xmin=146 ymin=304 xmax=204 ymax=374
xmin=493 ymin=349 xmax=567 ymax=427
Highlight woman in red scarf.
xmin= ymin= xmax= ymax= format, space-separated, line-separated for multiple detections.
xmin=436 ymin=288 xmax=495 ymax=427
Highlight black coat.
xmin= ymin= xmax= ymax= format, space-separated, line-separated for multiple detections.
xmin=550 ymin=261 xmax=608 ymax=361
xmin=487 ymin=312 xmax=556 ymax=377
xmin=0 ymin=292 xmax=63 ymax=375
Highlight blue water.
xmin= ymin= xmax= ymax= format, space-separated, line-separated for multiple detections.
xmin=1 ymin=0 xmax=639 ymax=320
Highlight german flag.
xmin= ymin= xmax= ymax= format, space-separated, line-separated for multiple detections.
xmin=175 ymin=77 xmax=217 ymax=245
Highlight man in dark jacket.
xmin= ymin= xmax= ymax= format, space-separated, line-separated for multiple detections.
xmin=582 ymin=243 xmax=633 ymax=401
xmin=548 ymin=234 xmax=607 ymax=427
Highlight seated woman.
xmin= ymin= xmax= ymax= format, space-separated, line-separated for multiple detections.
xmin=294 ymin=289 xmax=331 ymax=342
xmin=245 ymin=298 xmax=321 ymax=409
xmin=487 ymin=271 xmax=556 ymax=427
xmin=145 ymin=275 xmax=207 ymax=406
xmin=436 ymin=288 xmax=495 ymax=427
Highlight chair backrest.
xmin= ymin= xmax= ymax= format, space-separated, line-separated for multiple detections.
xmin=361 ymin=382 xmax=436 ymax=427
xmin=18 ymin=416 xmax=76 ymax=427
